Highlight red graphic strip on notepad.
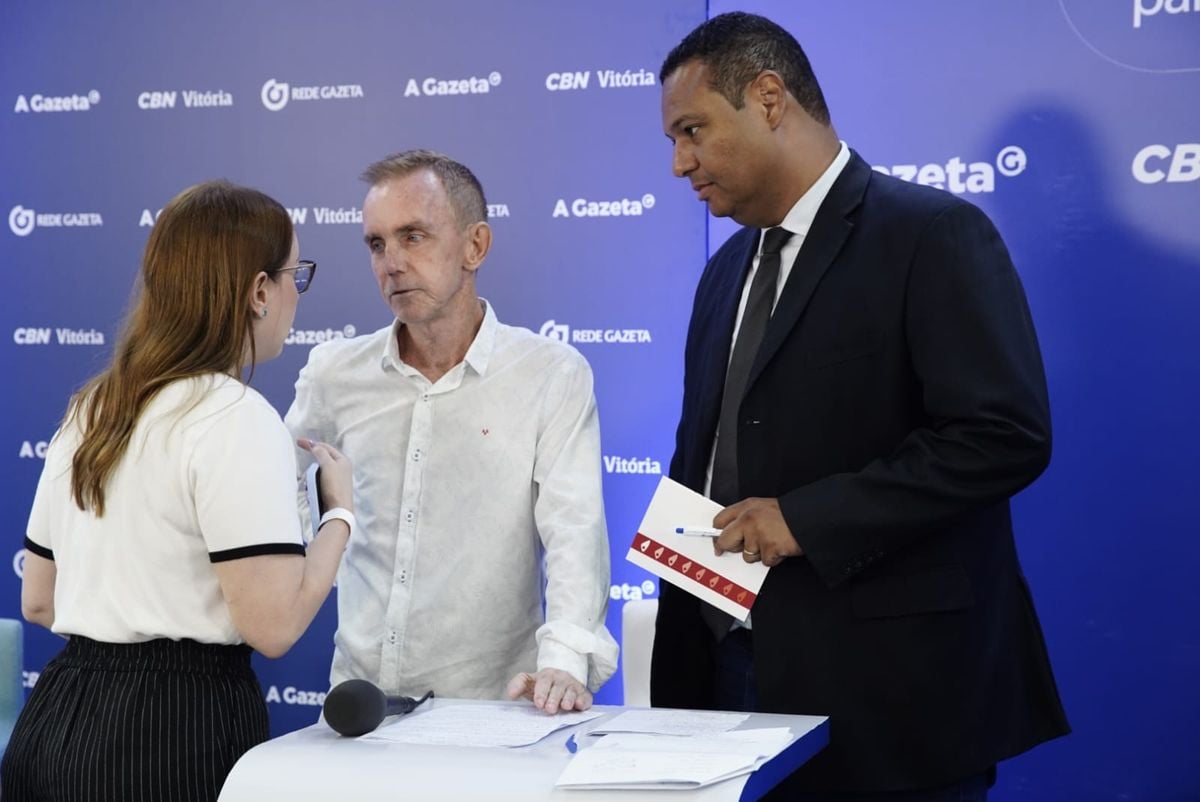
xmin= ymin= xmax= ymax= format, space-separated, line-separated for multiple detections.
xmin=634 ymin=533 xmax=757 ymax=608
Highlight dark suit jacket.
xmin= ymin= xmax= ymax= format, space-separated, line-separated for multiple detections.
xmin=651 ymin=152 xmax=1069 ymax=793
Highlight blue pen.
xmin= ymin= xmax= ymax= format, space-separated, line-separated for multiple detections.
xmin=565 ymin=734 xmax=578 ymax=753
xmin=676 ymin=526 xmax=720 ymax=537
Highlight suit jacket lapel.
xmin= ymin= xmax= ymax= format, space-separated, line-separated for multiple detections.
xmin=747 ymin=152 xmax=872 ymax=392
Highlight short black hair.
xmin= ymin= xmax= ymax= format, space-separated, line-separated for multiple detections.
xmin=361 ymin=149 xmax=487 ymax=228
xmin=660 ymin=12 xmax=830 ymax=125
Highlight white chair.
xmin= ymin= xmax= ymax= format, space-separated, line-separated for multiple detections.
xmin=0 ymin=617 xmax=24 ymax=756
xmin=620 ymin=598 xmax=658 ymax=707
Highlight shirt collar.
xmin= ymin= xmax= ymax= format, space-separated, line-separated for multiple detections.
xmin=463 ymin=298 xmax=498 ymax=374
xmin=379 ymin=298 xmax=499 ymax=377
xmin=763 ymin=140 xmax=851 ymax=248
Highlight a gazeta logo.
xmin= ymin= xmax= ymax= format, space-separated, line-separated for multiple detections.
xmin=13 ymin=90 xmax=100 ymax=113
xmin=872 ymin=145 xmax=1028 ymax=194
xmin=9 ymin=205 xmax=35 ymax=236
xmin=261 ymin=79 xmax=290 ymax=111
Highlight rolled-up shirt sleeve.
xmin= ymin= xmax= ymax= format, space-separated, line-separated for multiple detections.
xmin=531 ymin=351 xmax=619 ymax=691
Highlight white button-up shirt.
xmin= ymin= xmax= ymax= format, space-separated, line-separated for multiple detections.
xmin=284 ymin=300 xmax=617 ymax=699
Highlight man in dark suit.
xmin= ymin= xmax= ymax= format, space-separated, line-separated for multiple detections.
xmin=651 ymin=12 xmax=1069 ymax=801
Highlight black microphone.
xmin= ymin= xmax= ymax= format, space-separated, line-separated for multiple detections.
xmin=322 ymin=679 xmax=434 ymax=736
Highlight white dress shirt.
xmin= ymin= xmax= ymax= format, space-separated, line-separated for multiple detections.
xmin=26 ymin=374 xmax=305 ymax=644
xmin=284 ymin=300 xmax=618 ymax=699
xmin=706 ymin=141 xmax=851 ymax=629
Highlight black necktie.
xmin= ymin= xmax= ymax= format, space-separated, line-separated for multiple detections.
xmin=709 ymin=227 xmax=793 ymax=508
xmin=700 ymin=227 xmax=792 ymax=643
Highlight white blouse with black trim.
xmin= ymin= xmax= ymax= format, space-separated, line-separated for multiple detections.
xmin=25 ymin=373 xmax=305 ymax=645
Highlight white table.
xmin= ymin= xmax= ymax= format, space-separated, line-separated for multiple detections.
xmin=219 ymin=699 xmax=829 ymax=801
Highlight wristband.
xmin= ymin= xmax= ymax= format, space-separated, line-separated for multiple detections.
xmin=318 ymin=507 xmax=355 ymax=539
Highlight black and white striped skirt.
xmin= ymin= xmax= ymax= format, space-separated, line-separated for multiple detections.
xmin=0 ymin=635 xmax=268 ymax=802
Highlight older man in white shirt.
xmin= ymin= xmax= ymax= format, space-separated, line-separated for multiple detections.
xmin=285 ymin=150 xmax=617 ymax=714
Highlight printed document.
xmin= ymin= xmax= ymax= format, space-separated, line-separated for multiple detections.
xmin=626 ymin=476 xmax=769 ymax=620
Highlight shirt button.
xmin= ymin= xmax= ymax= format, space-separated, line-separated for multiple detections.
xmin=405 ymin=510 xmax=414 ymax=523
xmin=387 ymin=631 xmax=398 ymax=644
xmin=412 ymin=449 xmax=421 ymax=462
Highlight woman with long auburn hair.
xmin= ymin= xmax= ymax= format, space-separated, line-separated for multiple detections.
xmin=1 ymin=180 xmax=355 ymax=802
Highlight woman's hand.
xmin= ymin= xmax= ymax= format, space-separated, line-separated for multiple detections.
xmin=298 ymin=438 xmax=354 ymax=512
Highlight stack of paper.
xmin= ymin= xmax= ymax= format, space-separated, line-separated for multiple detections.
xmin=361 ymin=705 xmax=602 ymax=748
xmin=555 ymin=728 xmax=794 ymax=790
xmin=588 ymin=709 xmax=749 ymax=737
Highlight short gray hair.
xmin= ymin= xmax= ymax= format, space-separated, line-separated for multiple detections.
xmin=360 ymin=149 xmax=487 ymax=228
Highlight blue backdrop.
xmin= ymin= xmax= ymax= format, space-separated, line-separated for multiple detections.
xmin=2 ymin=2 xmax=1197 ymax=800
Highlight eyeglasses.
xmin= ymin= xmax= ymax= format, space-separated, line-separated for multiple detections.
xmin=276 ymin=259 xmax=317 ymax=294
